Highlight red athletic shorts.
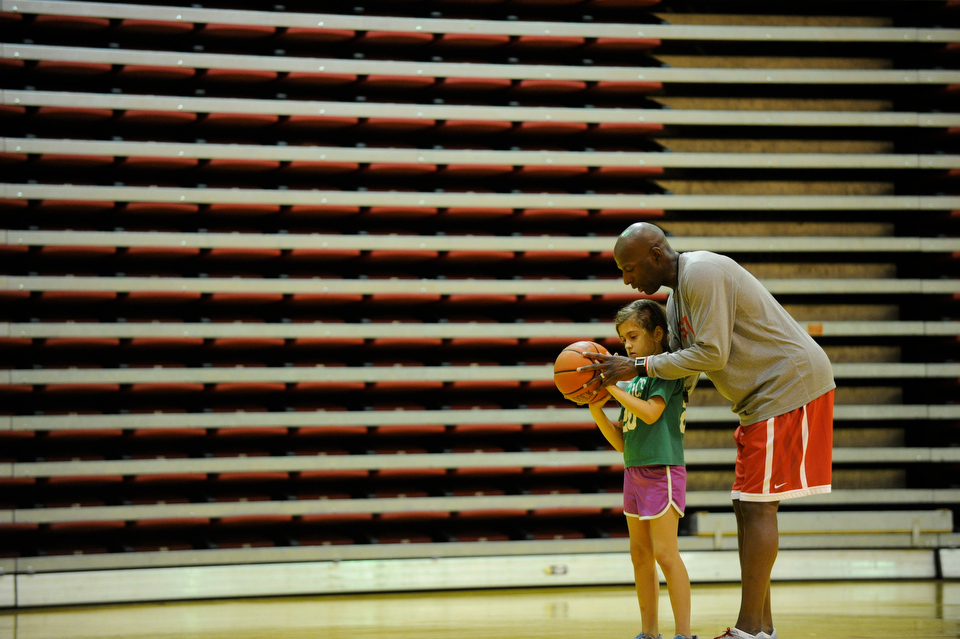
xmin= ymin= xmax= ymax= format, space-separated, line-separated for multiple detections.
xmin=731 ymin=390 xmax=834 ymax=502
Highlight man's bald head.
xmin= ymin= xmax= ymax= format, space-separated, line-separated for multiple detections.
xmin=615 ymin=222 xmax=668 ymax=257
xmin=613 ymin=222 xmax=678 ymax=295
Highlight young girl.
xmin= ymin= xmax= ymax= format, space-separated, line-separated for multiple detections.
xmin=588 ymin=299 xmax=695 ymax=639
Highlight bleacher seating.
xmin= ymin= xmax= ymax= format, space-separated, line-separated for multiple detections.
xmin=0 ymin=0 xmax=958 ymax=606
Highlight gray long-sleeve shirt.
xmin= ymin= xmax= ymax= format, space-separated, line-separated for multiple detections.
xmin=646 ymin=251 xmax=836 ymax=425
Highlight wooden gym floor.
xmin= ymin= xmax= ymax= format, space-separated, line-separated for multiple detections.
xmin=0 ymin=580 xmax=957 ymax=639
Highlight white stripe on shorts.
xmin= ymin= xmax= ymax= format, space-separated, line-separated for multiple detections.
xmin=800 ymin=405 xmax=809 ymax=490
xmin=762 ymin=417 xmax=775 ymax=494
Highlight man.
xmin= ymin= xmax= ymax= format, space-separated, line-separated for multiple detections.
xmin=583 ymin=222 xmax=835 ymax=639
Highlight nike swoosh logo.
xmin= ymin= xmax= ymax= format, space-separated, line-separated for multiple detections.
xmin=774 ymin=482 xmax=787 ymax=490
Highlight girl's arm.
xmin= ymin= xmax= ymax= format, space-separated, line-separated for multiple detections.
xmin=588 ymin=396 xmax=624 ymax=453
xmin=608 ymin=385 xmax=667 ymax=425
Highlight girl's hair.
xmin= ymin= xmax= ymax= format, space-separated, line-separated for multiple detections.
xmin=615 ymin=299 xmax=670 ymax=353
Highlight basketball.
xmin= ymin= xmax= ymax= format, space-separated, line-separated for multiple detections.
xmin=553 ymin=340 xmax=611 ymax=405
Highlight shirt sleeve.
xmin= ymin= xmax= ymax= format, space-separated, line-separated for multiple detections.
xmin=648 ymin=259 xmax=738 ymax=380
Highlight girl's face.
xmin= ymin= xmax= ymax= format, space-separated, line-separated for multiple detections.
xmin=617 ymin=317 xmax=664 ymax=359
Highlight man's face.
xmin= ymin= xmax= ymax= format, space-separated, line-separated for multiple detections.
xmin=614 ymin=238 xmax=661 ymax=296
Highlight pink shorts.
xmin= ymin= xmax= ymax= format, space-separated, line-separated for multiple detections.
xmin=732 ymin=390 xmax=834 ymax=502
xmin=623 ymin=465 xmax=686 ymax=520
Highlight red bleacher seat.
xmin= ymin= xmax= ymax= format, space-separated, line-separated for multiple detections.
xmin=360 ymin=117 xmax=436 ymax=133
xmin=283 ymin=204 xmax=361 ymax=220
xmin=34 ymin=154 xmax=114 ymax=168
xmin=363 ymin=160 xmax=439 ymax=177
xmin=34 ymin=199 xmax=115 ymax=215
xmin=39 ymin=290 xmax=119 ymax=304
xmin=442 ymin=162 xmax=514 ymax=177
xmin=119 ymin=202 xmax=200 ymax=216
xmin=125 ymin=290 xmax=204 ymax=304
xmin=205 ymin=247 xmax=283 ymax=261
xmin=365 ymin=205 xmax=439 ymax=220
xmin=361 ymin=31 xmax=435 ymax=46
xmin=279 ymin=72 xmax=358 ymax=88
xmin=202 ymin=112 xmax=280 ymax=127
xmin=38 ymin=245 xmax=116 ymax=258
xmin=33 ymin=61 xmax=112 ymax=76
xmin=276 ymin=27 xmax=355 ymax=44
xmin=203 ymin=203 xmax=281 ymax=217
xmin=42 ymin=336 xmax=121 ymax=349
xmin=34 ymin=107 xmax=114 ymax=122
xmin=281 ymin=159 xmax=360 ymax=175
xmin=363 ymin=248 xmax=439 ymax=264
xmin=119 ymin=156 xmax=200 ymax=171
xmin=516 ymin=121 xmax=589 ymax=137
xmin=33 ymin=15 xmax=110 ymax=30
xmin=116 ymin=65 xmax=197 ymax=81
xmin=202 ymin=158 xmax=282 ymax=173
xmin=439 ymin=77 xmax=514 ymax=92
xmin=438 ymin=33 xmax=511 ymax=48
xmin=515 ymin=35 xmax=585 ymax=49
xmin=47 ymin=520 xmax=126 ymax=533
xmin=513 ymin=79 xmax=587 ymax=93
xmin=115 ymin=18 xmax=195 ymax=35
xmin=197 ymin=23 xmax=277 ymax=39
xmin=438 ymin=120 xmax=513 ymax=135
xmin=442 ymin=242 xmax=515 ymax=263
xmin=593 ymin=165 xmax=665 ymax=179
xmin=362 ymin=75 xmax=437 ymax=90
xmin=441 ymin=206 xmax=515 ymax=220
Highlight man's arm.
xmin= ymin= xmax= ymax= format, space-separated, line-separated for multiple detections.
xmin=647 ymin=260 xmax=737 ymax=380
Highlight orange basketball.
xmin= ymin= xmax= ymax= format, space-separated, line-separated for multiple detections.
xmin=553 ymin=340 xmax=611 ymax=405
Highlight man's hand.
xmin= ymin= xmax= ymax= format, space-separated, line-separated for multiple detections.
xmin=577 ymin=352 xmax=646 ymax=387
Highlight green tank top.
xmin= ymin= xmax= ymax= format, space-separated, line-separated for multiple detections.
xmin=618 ymin=376 xmax=687 ymax=468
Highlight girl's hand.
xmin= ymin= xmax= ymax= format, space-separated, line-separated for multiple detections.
xmin=589 ymin=393 xmax=611 ymax=408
